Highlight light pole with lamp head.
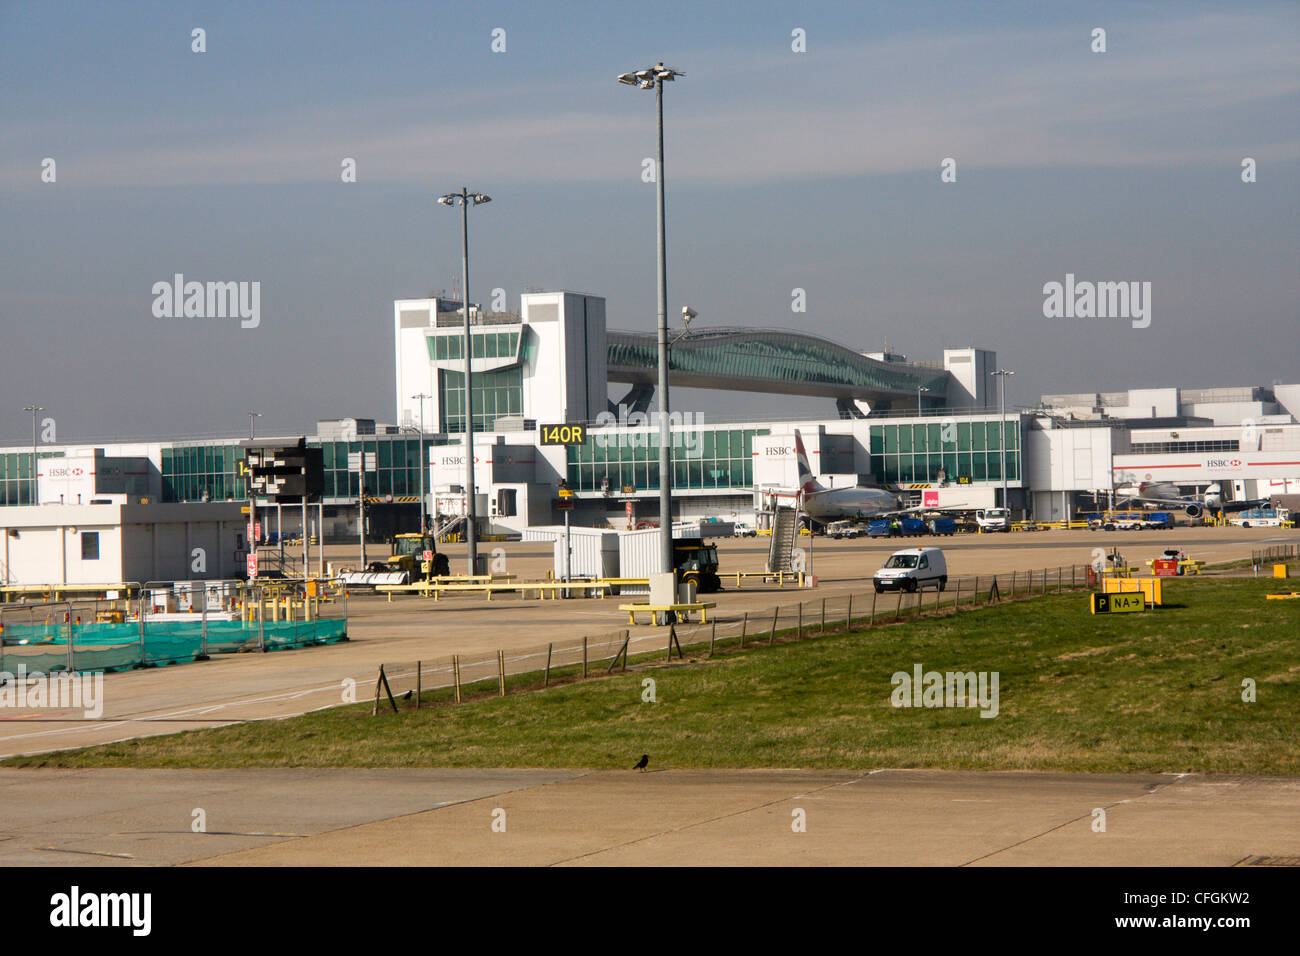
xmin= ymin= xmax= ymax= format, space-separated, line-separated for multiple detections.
xmin=991 ymin=369 xmax=1014 ymax=512
xmin=618 ymin=62 xmax=684 ymax=576
xmin=248 ymin=411 xmax=261 ymax=440
xmin=916 ymin=385 xmax=930 ymax=416
xmin=410 ymin=393 xmax=430 ymax=532
xmin=437 ymin=188 xmax=491 ymax=575
xmin=22 ymin=404 xmax=43 ymax=504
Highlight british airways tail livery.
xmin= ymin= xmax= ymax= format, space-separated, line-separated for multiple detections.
xmin=783 ymin=429 xmax=905 ymax=521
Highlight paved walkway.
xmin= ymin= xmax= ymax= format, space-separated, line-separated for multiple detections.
xmin=1 ymin=768 xmax=1294 ymax=866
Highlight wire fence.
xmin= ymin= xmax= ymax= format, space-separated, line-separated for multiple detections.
xmin=1252 ymin=545 xmax=1298 ymax=566
xmin=0 ymin=579 xmax=348 ymax=675
xmin=367 ymin=564 xmax=1095 ymax=712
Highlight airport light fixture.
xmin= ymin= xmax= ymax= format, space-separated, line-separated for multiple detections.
xmin=410 ymin=393 xmax=431 ymax=532
xmin=22 ymin=404 xmax=42 ymax=504
xmin=991 ymin=369 xmax=1015 ymax=511
xmin=248 ymin=410 xmax=261 ymax=440
xmin=618 ymin=62 xmax=684 ymax=575
xmin=916 ymin=385 xmax=930 ymax=416
xmin=437 ymin=187 xmax=492 ymax=575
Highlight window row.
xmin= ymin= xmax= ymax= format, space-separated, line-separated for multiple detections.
xmin=429 ymin=331 xmax=520 ymax=361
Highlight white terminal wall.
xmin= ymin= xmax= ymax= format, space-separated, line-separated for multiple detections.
xmin=1111 ymin=449 xmax=1300 ymax=488
xmin=519 ymin=292 xmax=607 ymax=425
xmin=1025 ymin=425 xmax=1117 ymax=492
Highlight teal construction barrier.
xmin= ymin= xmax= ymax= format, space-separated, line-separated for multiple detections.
xmin=0 ymin=617 xmax=347 ymax=674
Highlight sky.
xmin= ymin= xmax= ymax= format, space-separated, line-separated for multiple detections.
xmin=2 ymin=0 xmax=1298 ymax=444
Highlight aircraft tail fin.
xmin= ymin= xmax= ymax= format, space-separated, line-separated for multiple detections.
xmin=794 ymin=430 xmax=820 ymax=495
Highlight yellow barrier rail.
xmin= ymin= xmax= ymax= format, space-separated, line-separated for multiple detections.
xmin=620 ymin=602 xmax=716 ymax=625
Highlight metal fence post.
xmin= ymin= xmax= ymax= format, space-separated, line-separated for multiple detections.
xmin=740 ymin=612 xmax=747 ymax=648
xmin=769 ymin=606 xmax=778 ymax=645
xmin=820 ymin=597 xmax=826 ymax=634
xmin=545 ymin=643 xmax=552 ymax=686
xmin=709 ymin=620 xmax=716 ymax=657
xmin=498 ymin=650 xmax=506 ymax=697
xmin=415 ymin=660 xmax=421 ymax=710
xmin=199 ymin=596 xmax=209 ymax=661
xmin=582 ymin=637 xmax=587 ymax=678
xmin=66 ymin=609 xmax=74 ymax=674
xmin=453 ymin=655 xmax=462 ymax=703
xmin=845 ymin=594 xmax=852 ymax=630
xmin=797 ymin=602 xmax=803 ymax=640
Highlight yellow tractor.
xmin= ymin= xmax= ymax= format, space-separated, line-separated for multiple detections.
xmin=370 ymin=533 xmax=450 ymax=581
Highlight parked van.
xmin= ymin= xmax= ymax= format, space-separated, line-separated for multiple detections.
xmin=873 ymin=547 xmax=948 ymax=593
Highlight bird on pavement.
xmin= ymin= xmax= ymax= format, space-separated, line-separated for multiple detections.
xmin=633 ymin=754 xmax=649 ymax=771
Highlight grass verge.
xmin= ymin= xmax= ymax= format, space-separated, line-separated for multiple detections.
xmin=4 ymin=577 xmax=1297 ymax=774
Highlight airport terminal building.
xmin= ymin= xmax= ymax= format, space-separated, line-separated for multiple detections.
xmin=2 ymin=290 xmax=1298 ymax=577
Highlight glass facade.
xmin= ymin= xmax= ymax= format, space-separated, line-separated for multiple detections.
xmin=607 ymin=329 xmax=949 ymax=396
xmin=868 ymin=419 xmax=1020 ymax=484
xmin=566 ymin=428 xmax=767 ymax=492
xmin=161 ymin=444 xmax=246 ymax=501
xmin=0 ymin=451 xmax=44 ymax=505
xmin=428 ymin=330 xmax=520 ymax=362
xmin=440 ymin=367 xmax=523 ymax=434
xmin=157 ymin=438 xmax=446 ymax=503
xmin=316 ymin=437 xmax=436 ymax=498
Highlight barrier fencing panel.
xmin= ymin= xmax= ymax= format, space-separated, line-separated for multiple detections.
xmin=0 ymin=578 xmax=350 ymax=675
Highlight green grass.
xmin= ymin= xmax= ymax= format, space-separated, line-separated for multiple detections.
xmin=6 ymin=578 xmax=1298 ymax=774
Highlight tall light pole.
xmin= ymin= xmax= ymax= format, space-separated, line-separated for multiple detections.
xmin=248 ymin=411 xmax=261 ymax=440
xmin=991 ymin=369 xmax=1014 ymax=511
xmin=437 ymin=187 xmax=491 ymax=575
xmin=619 ymin=61 xmax=684 ymax=575
xmin=916 ymin=385 xmax=930 ymax=416
xmin=22 ymin=404 xmax=42 ymax=505
xmin=411 ymin=392 xmax=430 ymax=532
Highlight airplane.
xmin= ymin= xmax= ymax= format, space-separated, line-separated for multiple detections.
xmin=769 ymin=430 xmax=908 ymax=522
xmin=1112 ymin=480 xmax=1267 ymax=518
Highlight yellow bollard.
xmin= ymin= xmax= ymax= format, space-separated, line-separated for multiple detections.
xmin=1275 ymin=564 xmax=1289 ymax=579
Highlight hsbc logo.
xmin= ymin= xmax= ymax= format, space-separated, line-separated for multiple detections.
xmin=47 ymin=467 xmax=84 ymax=478
xmin=1206 ymin=458 xmax=1243 ymax=469
xmin=765 ymin=447 xmax=792 ymax=456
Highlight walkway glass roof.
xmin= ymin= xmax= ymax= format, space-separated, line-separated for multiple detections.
xmin=606 ymin=328 xmax=950 ymax=401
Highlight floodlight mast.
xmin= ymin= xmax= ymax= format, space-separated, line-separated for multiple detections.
xmin=617 ymin=62 xmax=684 ymax=575
xmin=438 ymin=187 xmax=492 ymax=574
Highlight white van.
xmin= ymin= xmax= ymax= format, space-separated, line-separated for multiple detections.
xmin=873 ymin=547 xmax=948 ymax=593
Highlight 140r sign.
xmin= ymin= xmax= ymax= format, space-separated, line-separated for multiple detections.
xmin=540 ymin=423 xmax=586 ymax=446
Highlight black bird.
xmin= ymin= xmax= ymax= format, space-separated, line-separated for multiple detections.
xmin=633 ymin=754 xmax=649 ymax=771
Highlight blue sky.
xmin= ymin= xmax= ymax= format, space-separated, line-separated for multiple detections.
xmin=2 ymin=0 xmax=1297 ymax=441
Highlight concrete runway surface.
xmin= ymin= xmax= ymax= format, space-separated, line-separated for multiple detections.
xmin=0 ymin=525 xmax=1291 ymax=758
xmin=0 ymin=768 xmax=1295 ymax=867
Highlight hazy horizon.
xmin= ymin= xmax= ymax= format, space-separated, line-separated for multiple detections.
xmin=3 ymin=0 xmax=1297 ymax=446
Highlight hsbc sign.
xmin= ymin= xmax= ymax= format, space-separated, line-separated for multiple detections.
xmin=1205 ymin=458 xmax=1244 ymax=471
